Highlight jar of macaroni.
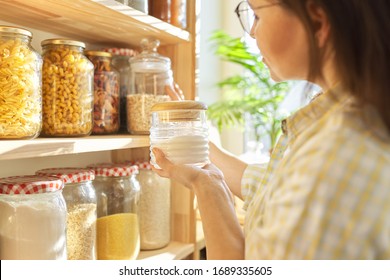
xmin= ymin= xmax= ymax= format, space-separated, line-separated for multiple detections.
xmin=35 ymin=167 xmax=97 ymax=260
xmin=85 ymin=51 xmax=120 ymax=135
xmin=0 ymin=26 xmax=42 ymax=140
xmin=88 ymin=163 xmax=140 ymax=260
xmin=0 ymin=175 xmax=67 ymax=260
xmin=41 ymin=39 xmax=94 ymax=137
xmin=150 ymin=100 xmax=209 ymax=168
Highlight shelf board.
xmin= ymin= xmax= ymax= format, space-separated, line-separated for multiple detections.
xmin=137 ymin=241 xmax=194 ymax=260
xmin=0 ymin=135 xmax=150 ymax=160
xmin=0 ymin=0 xmax=190 ymax=47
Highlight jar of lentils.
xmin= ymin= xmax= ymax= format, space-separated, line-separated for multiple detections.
xmin=35 ymin=167 xmax=97 ymax=260
xmin=41 ymin=39 xmax=94 ymax=137
xmin=88 ymin=163 xmax=140 ymax=260
xmin=0 ymin=26 xmax=42 ymax=139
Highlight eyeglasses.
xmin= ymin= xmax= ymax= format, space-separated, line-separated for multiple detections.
xmin=235 ymin=1 xmax=281 ymax=34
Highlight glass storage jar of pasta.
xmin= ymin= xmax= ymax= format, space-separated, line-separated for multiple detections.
xmin=87 ymin=163 xmax=140 ymax=260
xmin=35 ymin=167 xmax=97 ymax=260
xmin=0 ymin=175 xmax=67 ymax=260
xmin=41 ymin=39 xmax=94 ymax=137
xmin=85 ymin=51 xmax=120 ymax=135
xmin=0 ymin=26 xmax=42 ymax=140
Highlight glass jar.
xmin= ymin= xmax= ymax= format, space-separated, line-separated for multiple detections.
xmin=35 ymin=168 xmax=97 ymax=260
xmin=170 ymin=0 xmax=187 ymax=29
xmin=103 ymin=48 xmax=137 ymax=133
xmin=0 ymin=175 xmax=67 ymax=260
xmin=0 ymin=26 xmax=42 ymax=140
xmin=85 ymin=51 xmax=120 ymax=135
xmin=128 ymin=38 xmax=172 ymax=134
xmin=135 ymin=161 xmax=171 ymax=250
xmin=149 ymin=0 xmax=171 ymax=22
xmin=88 ymin=163 xmax=140 ymax=260
xmin=150 ymin=100 xmax=209 ymax=167
xmin=116 ymin=0 xmax=148 ymax=13
xmin=41 ymin=39 xmax=94 ymax=137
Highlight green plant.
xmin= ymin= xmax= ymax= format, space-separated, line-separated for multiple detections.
xmin=207 ymin=30 xmax=291 ymax=150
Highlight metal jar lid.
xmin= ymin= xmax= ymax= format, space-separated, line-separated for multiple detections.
xmin=41 ymin=38 xmax=86 ymax=48
xmin=85 ymin=50 xmax=112 ymax=58
xmin=0 ymin=25 xmax=32 ymax=37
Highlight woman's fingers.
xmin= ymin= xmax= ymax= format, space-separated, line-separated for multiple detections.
xmin=165 ymin=82 xmax=184 ymax=100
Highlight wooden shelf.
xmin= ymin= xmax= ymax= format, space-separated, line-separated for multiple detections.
xmin=137 ymin=241 xmax=194 ymax=260
xmin=0 ymin=135 xmax=149 ymax=160
xmin=0 ymin=0 xmax=190 ymax=47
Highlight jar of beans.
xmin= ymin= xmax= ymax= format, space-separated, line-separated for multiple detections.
xmin=35 ymin=167 xmax=97 ymax=260
xmin=41 ymin=39 xmax=94 ymax=137
xmin=87 ymin=163 xmax=140 ymax=260
xmin=85 ymin=51 xmax=120 ymax=135
xmin=0 ymin=26 xmax=42 ymax=140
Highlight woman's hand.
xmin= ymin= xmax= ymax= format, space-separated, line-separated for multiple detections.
xmin=165 ymin=82 xmax=185 ymax=100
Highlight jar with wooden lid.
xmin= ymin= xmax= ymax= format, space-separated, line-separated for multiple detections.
xmin=0 ymin=26 xmax=42 ymax=140
xmin=0 ymin=175 xmax=67 ymax=260
xmin=85 ymin=50 xmax=120 ymax=135
xmin=150 ymin=100 xmax=209 ymax=168
xmin=41 ymin=38 xmax=94 ymax=137
xmin=87 ymin=163 xmax=140 ymax=260
xmin=35 ymin=167 xmax=97 ymax=260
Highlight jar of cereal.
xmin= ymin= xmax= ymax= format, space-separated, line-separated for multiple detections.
xmin=41 ymin=39 xmax=94 ymax=137
xmin=0 ymin=26 xmax=42 ymax=140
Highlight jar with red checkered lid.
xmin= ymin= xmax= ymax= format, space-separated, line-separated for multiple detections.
xmin=35 ymin=167 xmax=97 ymax=260
xmin=87 ymin=162 xmax=140 ymax=260
xmin=0 ymin=175 xmax=67 ymax=260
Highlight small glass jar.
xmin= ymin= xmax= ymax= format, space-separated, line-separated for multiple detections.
xmin=170 ymin=0 xmax=187 ymax=29
xmin=0 ymin=26 xmax=42 ymax=140
xmin=88 ymin=163 xmax=140 ymax=260
xmin=41 ymin=38 xmax=94 ymax=137
xmin=135 ymin=161 xmax=171 ymax=250
xmin=149 ymin=0 xmax=171 ymax=22
xmin=127 ymin=38 xmax=172 ymax=135
xmin=35 ymin=168 xmax=97 ymax=260
xmin=0 ymin=175 xmax=67 ymax=260
xmin=85 ymin=51 xmax=120 ymax=135
xmin=150 ymin=100 xmax=209 ymax=167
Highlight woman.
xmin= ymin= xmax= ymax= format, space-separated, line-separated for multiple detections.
xmin=153 ymin=0 xmax=390 ymax=259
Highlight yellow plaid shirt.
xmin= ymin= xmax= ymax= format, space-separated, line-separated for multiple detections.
xmin=241 ymin=88 xmax=390 ymax=259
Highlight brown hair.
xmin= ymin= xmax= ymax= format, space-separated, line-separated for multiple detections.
xmin=281 ymin=0 xmax=390 ymax=130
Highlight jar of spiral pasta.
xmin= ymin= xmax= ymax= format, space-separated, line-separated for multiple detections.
xmin=0 ymin=26 xmax=42 ymax=140
xmin=41 ymin=39 xmax=94 ymax=137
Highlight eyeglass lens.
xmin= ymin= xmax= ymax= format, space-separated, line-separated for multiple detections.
xmin=237 ymin=1 xmax=255 ymax=34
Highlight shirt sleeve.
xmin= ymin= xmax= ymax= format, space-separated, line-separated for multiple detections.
xmin=241 ymin=163 xmax=267 ymax=210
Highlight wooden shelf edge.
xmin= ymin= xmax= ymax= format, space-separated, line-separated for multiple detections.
xmin=137 ymin=241 xmax=194 ymax=260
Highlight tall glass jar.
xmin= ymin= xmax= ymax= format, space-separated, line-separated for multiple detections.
xmin=35 ymin=168 xmax=97 ymax=260
xmin=150 ymin=100 xmax=209 ymax=167
xmin=0 ymin=26 xmax=42 ymax=140
xmin=127 ymin=38 xmax=171 ymax=135
xmin=85 ymin=51 xmax=120 ymax=135
xmin=88 ymin=163 xmax=140 ymax=260
xmin=41 ymin=39 xmax=94 ymax=137
xmin=0 ymin=175 xmax=67 ymax=260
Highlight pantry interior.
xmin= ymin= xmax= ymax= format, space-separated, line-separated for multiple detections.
xmin=0 ymin=0 xmax=207 ymax=260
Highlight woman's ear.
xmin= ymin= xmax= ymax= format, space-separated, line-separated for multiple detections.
xmin=306 ymin=0 xmax=331 ymax=48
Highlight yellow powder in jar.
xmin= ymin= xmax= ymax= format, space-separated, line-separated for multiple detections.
xmin=96 ymin=213 xmax=140 ymax=260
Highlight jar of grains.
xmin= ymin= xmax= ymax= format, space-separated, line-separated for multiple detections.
xmin=150 ymin=100 xmax=209 ymax=168
xmin=0 ymin=175 xmax=67 ymax=260
xmin=35 ymin=167 xmax=97 ymax=260
xmin=85 ymin=51 xmax=120 ymax=135
xmin=88 ymin=163 xmax=140 ymax=260
xmin=0 ymin=26 xmax=42 ymax=140
xmin=127 ymin=38 xmax=171 ymax=134
xmin=103 ymin=48 xmax=137 ymax=132
xmin=135 ymin=161 xmax=171 ymax=250
xmin=41 ymin=38 xmax=94 ymax=137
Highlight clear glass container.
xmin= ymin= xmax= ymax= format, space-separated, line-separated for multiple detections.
xmin=35 ymin=168 xmax=97 ymax=260
xmin=116 ymin=0 xmax=148 ymax=13
xmin=88 ymin=163 xmax=140 ymax=260
xmin=149 ymin=0 xmax=171 ymax=22
xmin=85 ymin=51 xmax=120 ymax=135
xmin=150 ymin=100 xmax=209 ymax=167
xmin=0 ymin=175 xmax=67 ymax=260
xmin=41 ymin=38 xmax=94 ymax=137
xmin=127 ymin=38 xmax=172 ymax=134
xmin=170 ymin=0 xmax=187 ymax=29
xmin=0 ymin=26 xmax=42 ymax=140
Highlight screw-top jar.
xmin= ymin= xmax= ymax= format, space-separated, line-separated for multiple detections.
xmin=0 ymin=26 xmax=42 ymax=140
xmin=88 ymin=163 xmax=140 ymax=260
xmin=127 ymin=38 xmax=172 ymax=134
xmin=35 ymin=167 xmax=97 ymax=260
xmin=150 ymin=100 xmax=209 ymax=168
xmin=85 ymin=50 xmax=120 ymax=135
xmin=41 ymin=38 xmax=94 ymax=137
xmin=0 ymin=175 xmax=67 ymax=260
